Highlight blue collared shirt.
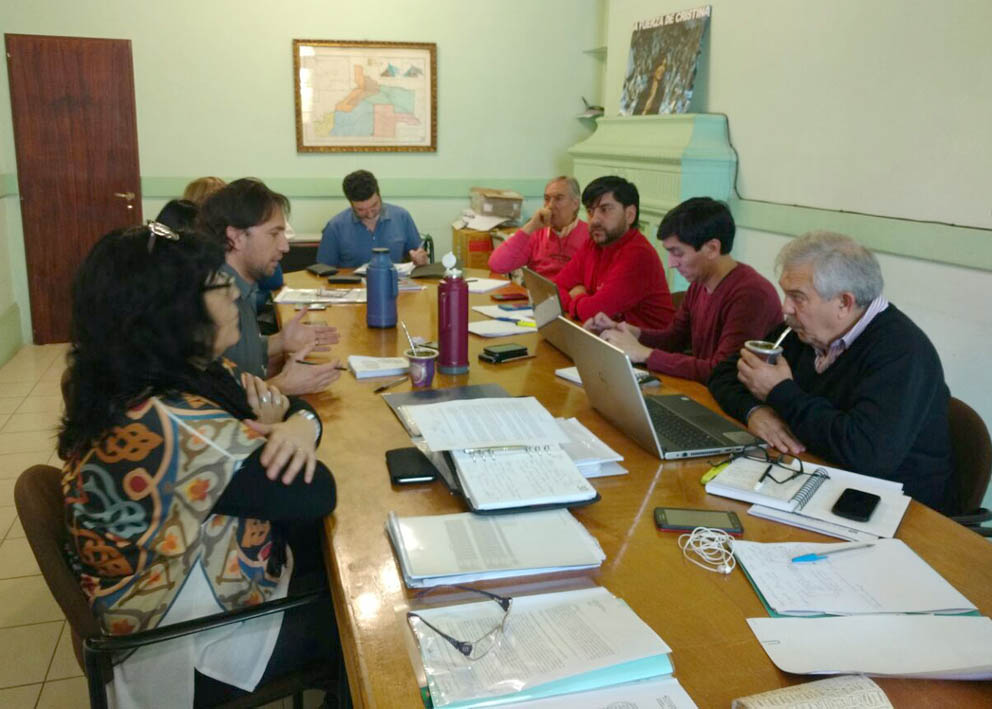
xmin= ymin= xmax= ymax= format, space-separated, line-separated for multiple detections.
xmin=317 ymin=203 xmax=421 ymax=267
xmin=220 ymin=263 xmax=268 ymax=378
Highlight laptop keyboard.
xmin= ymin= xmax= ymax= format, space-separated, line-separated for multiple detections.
xmin=645 ymin=399 xmax=725 ymax=450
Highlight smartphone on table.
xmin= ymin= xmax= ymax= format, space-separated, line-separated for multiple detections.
xmin=654 ymin=507 xmax=743 ymax=536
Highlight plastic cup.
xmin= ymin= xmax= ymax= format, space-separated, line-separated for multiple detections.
xmin=744 ymin=339 xmax=783 ymax=364
xmin=405 ymin=347 xmax=439 ymax=388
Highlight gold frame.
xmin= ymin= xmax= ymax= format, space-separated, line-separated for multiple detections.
xmin=293 ymin=39 xmax=437 ymax=152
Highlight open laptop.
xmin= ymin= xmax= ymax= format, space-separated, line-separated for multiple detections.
xmin=558 ymin=316 xmax=760 ymax=459
xmin=522 ymin=267 xmax=574 ymax=358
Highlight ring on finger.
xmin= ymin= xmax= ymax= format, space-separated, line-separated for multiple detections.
xmin=260 ymin=393 xmax=271 ymax=404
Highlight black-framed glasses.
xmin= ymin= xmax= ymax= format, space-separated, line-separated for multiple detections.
xmin=146 ymin=220 xmax=180 ymax=253
xmin=406 ymin=585 xmax=513 ymax=661
xmin=730 ymin=445 xmax=811 ymax=486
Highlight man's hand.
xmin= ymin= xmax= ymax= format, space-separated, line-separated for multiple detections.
xmin=569 ymin=284 xmax=588 ymax=299
xmin=278 ymin=307 xmax=340 ymax=355
xmin=408 ymin=247 xmax=429 ymax=265
xmin=746 ymin=406 xmax=805 ymax=456
xmin=583 ymin=312 xmax=619 ymax=334
xmin=737 ymin=348 xmax=793 ymax=401
xmin=523 ymin=207 xmax=552 ymax=234
xmin=600 ymin=325 xmax=652 ymax=364
xmin=269 ymin=345 xmax=342 ymax=396
xmin=244 ymin=416 xmax=319 ymax=485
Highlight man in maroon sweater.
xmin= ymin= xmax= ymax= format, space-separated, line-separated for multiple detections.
xmin=553 ymin=176 xmax=674 ymax=329
xmin=586 ymin=197 xmax=781 ymax=382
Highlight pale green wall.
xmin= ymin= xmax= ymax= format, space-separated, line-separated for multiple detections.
xmin=0 ymin=0 xmax=600 ymax=348
xmin=605 ymin=0 xmax=992 ymax=511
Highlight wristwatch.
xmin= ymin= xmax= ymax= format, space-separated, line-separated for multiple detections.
xmin=292 ymin=409 xmax=322 ymax=443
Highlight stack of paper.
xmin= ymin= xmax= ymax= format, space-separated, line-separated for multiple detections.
xmin=402 ymin=397 xmax=598 ymax=512
xmin=732 ymin=675 xmax=891 ymax=709
xmin=353 ymin=261 xmax=416 ymax=276
xmin=347 ymin=355 xmax=410 ymax=379
xmin=733 ymin=539 xmax=977 ymax=616
xmin=472 ymin=304 xmax=534 ymax=321
xmin=555 ymin=366 xmax=658 ymax=388
xmin=386 ymin=509 xmax=605 ymax=588
xmin=556 ymin=417 xmax=626 ymax=478
xmin=409 ymin=586 xmax=676 ymax=707
xmin=468 ymin=320 xmax=537 ymax=337
xmin=467 ymin=277 xmax=511 ymax=294
xmin=747 ymin=615 xmax=992 ymax=679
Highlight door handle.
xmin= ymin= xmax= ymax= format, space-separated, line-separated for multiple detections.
xmin=113 ymin=191 xmax=135 ymax=201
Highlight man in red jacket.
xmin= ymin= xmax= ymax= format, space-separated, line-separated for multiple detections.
xmin=585 ymin=197 xmax=782 ymax=383
xmin=554 ymin=176 xmax=674 ymax=329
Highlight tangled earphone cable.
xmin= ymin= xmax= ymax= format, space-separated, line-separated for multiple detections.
xmin=677 ymin=527 xmax=736 ymax=574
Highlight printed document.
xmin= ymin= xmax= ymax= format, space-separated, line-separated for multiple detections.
xmin=733 ymin=539 xmax=976 ymax=616
xmin=747 ymin=615 xmax=992 ymax=679
xmin=410 ymin=586 xmax=673 ymax=707
xmin=498 ymin=676 xmax=697 ymax=708
xmin=405 ymin=397 xmax=568 ymax=451
xmin=732 ymin=675 xmax=891 ymax=709
xmin=468 ymin=319 xmax=537 ymax=337
xmin=386 ymin=509 xmax=605 ymax=587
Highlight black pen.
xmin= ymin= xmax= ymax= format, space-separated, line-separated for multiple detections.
xmin=373 ymin=376 xmax=408 ymax=394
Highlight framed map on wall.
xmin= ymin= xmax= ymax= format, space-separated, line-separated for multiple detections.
xmin=293 ymin=39 xmax=437 ymax=152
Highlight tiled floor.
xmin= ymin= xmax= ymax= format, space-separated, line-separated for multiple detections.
xmin=0 ymin=344 xmax=324 ymax=708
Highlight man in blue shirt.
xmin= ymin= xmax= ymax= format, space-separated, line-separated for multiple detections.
xmin=318 ymin=170 xmax=429 ymax=267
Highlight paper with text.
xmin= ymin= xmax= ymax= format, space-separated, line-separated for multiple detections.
xmin=406 ymin=397 xmax=568 ymax=452
xmin=732 ymin=675 xmax=891 ymax=709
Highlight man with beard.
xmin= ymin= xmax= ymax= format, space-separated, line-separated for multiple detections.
xmin=488 ymin=176 xmax=588 ymax=279
xmin=708 ymin=231 xmax=954 ymax=513
xmin=553 ymin=175 xmax=674 ymax=329
xmin=199 ymin=178 xmax=342 ymax=395
xmin=585 ymin=197 xmax=781 ymax=383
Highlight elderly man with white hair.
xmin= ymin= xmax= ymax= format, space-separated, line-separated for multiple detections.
xmin=708 ymin=231 xmax=954 ymax=513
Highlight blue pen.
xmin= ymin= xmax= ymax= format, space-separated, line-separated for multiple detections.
xmin=791 ymin=543 xmax=874 ymax=563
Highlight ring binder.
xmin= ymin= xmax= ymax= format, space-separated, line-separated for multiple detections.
xmin=793 ymin=468 xmax=830 ymax=510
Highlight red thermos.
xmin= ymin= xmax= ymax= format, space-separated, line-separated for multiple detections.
xmin=438 ymin=254 xmax=469 ymax=374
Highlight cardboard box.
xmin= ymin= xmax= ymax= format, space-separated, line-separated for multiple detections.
xmin=452 ymin=225 xmax=515 ymax=270
xmin=470 ymin=187 xmax=523 ymax=220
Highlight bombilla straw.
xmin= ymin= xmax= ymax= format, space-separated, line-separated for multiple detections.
xmin=772 ymin=326 xmax=792 ymax=349
xmin=401 ymin=320 xmax=419 ymax=356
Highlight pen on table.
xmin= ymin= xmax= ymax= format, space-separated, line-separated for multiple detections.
xmin=373 ymin=376 xmax=408 ymax=394
xmin=492 ymin=317 xmax=537 ymax=327
xmin=791 ymin=543 xmax=875 ymax=563
xmin=752 ymin=464 xmax=773 ymax=492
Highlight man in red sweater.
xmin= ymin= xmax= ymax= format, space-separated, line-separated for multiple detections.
xmin=488 ymin=176 xmax=589 ymax=279
xmin=586 ymin=197 xmax=781 ymax=382
xmin=554 ymin=176 xmax=674 ymax=329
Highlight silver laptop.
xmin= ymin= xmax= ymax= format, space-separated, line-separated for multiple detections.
xmin=522 ymin=267 xmax=574 ymax=358
xmin=557 ymin=317 xmax=760 ymax=459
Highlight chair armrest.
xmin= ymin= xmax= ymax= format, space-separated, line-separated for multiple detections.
xmin=951 ymin=507 xmax=992 ymax=528
xmin=85 ymin=588 xmax=327 ymax=654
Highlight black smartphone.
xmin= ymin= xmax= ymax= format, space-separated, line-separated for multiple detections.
xmin=327 ymin=274 xmax=364 ymax=284
xmin=479 ymin=342 xmax=529 ymax=364
xmin=654 ymin=507 xmax=743 ymax=536
xmin=306 ymin=263 xmax=338 ymax=276
xmin=831 ymin=488 xmax=881 ymax=522
xmin=385 ymin=447 xmax=438 ymax=485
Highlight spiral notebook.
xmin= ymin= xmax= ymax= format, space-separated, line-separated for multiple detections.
xmin=705 ymin=457 xmax=829 ymax=513
xmin=448 ymin=445 xmax=599 ymax=513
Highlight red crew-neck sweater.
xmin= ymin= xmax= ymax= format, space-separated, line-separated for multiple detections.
xmin=553 ymin=228 xmax=674 ymax=329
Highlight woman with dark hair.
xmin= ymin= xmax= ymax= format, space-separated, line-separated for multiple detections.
xmin=60 ymin=223 xmax=339 ymax=707
xmin=155 ymin=198 xmax=199 ymax=231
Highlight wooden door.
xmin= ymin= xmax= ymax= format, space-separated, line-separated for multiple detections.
xmin=5 ymin=34 xmax=142 ymax=344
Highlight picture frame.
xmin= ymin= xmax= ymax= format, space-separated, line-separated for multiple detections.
xmin=293 ymin=39 xmax=437 ymax=152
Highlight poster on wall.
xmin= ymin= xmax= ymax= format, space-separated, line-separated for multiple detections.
xmin=619 ymin=6 xmax=710 ymax=116
xmin=293 ymin=39 xmax=437 ymax=152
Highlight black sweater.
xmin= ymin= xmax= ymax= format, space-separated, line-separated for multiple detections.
xmin=708 ymin=305 xmax=953 ymax=513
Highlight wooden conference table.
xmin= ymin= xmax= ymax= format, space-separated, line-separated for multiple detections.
xmin=280 ymin=270 xmax=992 ymax=707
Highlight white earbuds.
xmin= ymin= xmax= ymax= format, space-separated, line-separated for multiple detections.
xmin=678 ymin=527 xmax=736 ymax=575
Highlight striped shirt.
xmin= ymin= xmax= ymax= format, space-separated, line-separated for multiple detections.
xmin=814 ymin=296 xmax=889 ymax=373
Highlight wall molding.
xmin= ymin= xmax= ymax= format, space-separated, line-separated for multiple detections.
xmin=3 ymin=171 xmax=990 ymax=272
xmin=0 ymin=303 xmax=22 ymax=367
xmin=732 ymin=198 xmax=992 ymax=273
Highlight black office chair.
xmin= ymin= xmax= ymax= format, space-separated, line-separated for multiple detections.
xmin=15 ymin=464 xmax=346 ymax=708
xmin=947 ymin=397 xmax=992 ymax=536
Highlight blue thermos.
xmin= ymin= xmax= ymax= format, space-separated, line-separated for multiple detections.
xmin=366 ymin=247 xmax=398 ymax=328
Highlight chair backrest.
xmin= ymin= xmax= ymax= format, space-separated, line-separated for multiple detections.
xmin=948 ymin=397 xmax=992 ymax=514
xmin=14 ymin=464 xmax=102 ymax=670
